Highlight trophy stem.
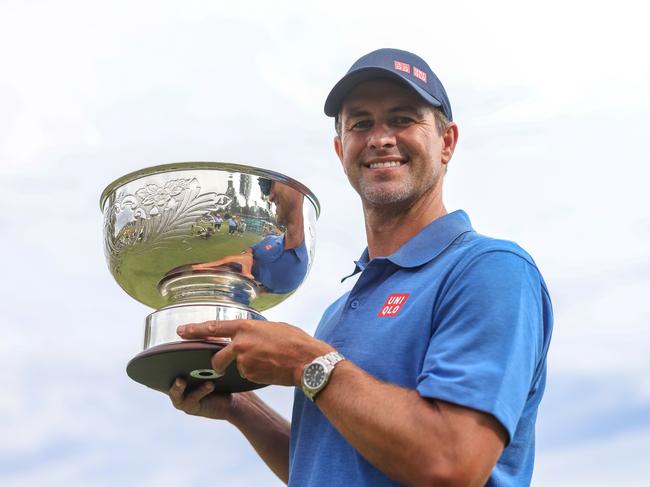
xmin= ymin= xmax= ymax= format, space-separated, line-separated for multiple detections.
xmin=144 ymin=301 xmax=264 ymax=350
xmin=158 ymin=269 xmax=260 ymax=307
xmin=127 ymin=302 xmax=266 ymax=393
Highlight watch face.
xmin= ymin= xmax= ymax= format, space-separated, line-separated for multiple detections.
xmin=304 ymin=363 xmax=326 ymax=388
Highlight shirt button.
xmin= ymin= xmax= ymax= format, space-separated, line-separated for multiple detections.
xmin=350 ymin=300 xmax=359 ymax=309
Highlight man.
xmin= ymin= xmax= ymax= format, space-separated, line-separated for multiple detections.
xmin=213 ymin=213 xmax=223 ymax=231
xmin=227 ymin=215 xmax=237 ymax=235
xmin=238 ymin=219 xmax=247 ymax=237
xmin=169 ymin=48 xmax=553 ymax=487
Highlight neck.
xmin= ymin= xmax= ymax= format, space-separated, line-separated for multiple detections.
xmin=363 ymin=186 xmax=447 ymax=259
xmin=283 ymin=219 xmax=305 ymax=250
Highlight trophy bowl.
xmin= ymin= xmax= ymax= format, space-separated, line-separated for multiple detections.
xmin=100 ymin=162 xmax=319 ymax=393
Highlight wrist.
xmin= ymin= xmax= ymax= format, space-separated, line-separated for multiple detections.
xmin=226 ymin=391 xmax=255 ymax=425
xmin=300 ymin=351 xmax=346 ymax=402
xmin=293 ymin=342 xmax=336 ymax=387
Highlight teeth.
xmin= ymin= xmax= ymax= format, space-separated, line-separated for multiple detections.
xmin=368 ymin=161 xmax=403 ymax=169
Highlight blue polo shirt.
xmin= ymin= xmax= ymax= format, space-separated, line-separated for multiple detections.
xmin=251 ymin=235 xmax=308 ymax=294
xmin=289 ymin=210 xmax=553 ymax=487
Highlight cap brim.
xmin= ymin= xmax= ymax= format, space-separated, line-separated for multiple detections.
xmin=324 ymin=67 xmax=442 ymax=117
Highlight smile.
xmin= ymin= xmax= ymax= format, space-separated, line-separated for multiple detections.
xmin=367 ymin=160 xmax=405 ymax=169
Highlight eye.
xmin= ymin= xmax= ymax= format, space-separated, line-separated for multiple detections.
xmin=392 ymin=116 xmax=413 ymax=126
xmin=349 ymin=120 xmax=372 ymax=130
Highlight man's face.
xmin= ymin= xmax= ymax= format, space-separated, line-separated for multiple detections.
xmin=334 ymin=79 xmax=455 ymax=210
xmin=269 ymin=181 xmax=303 ymax=227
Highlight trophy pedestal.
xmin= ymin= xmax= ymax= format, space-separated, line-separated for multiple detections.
xmin=127 ymin=341 xmax=265 ymax=393
xmin=129 ymin=300 xmax=267 ymax=393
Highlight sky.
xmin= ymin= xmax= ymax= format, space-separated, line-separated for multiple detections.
xmin=1 ymin=0 xmax=649 ymax=485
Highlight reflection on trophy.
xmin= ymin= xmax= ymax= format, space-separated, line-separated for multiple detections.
xmin=100 ymin=162 xmax=319 ymax=393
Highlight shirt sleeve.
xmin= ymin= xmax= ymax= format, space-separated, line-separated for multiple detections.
xmin=416 ymin=250 xmax=545 ymax=443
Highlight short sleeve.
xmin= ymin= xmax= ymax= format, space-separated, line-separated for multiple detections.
xmin=251 ymin=236 xmax=308 ymax=293
xmin=416 ymin=250 xmax=544 ymax=442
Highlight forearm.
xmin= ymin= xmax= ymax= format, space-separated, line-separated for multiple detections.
xmin=228 ymin=392 xmax=291 ymax=484
xmin=314 ymin=361 xmax=500 ymax=487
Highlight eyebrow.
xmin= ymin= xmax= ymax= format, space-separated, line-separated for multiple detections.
xmin=344 ymin=105 xmax=426 ymax=118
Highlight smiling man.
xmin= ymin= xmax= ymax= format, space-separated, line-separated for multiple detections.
xmin=169 ymin=48 xmax=553 ymax=487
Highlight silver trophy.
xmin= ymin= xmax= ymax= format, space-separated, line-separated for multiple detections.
xmin=100 ymin=162 xmax=319 ymax=393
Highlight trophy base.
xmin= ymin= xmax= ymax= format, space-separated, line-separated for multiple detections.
xmin=126 ymin=340 xmax=267 ymax=393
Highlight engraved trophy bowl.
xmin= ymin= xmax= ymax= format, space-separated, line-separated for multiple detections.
xmin=100 ymin=162 xmax=319 ymax=393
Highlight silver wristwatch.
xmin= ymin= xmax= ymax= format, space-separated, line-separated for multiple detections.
xmin=301 ymin=351 xmax=346 ymax=402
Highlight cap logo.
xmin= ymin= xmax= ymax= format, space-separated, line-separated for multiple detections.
xmin=413 ymin=66 xmax=427 ymax=82
xmin=377 ymin=293 xmax=409 ymax=317
xmin=393 ymin=61 xmax=411 ymax=74
xmin=265 ymin=244 xmax=273 ymax=250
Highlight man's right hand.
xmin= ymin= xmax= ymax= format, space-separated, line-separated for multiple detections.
xmin=190 ymin=250 xmax=254 ymax=280
xmin=168 ymin=377 xmax=291 ymax=483
xmin=168 ymin=378 xmax=239 ymax=421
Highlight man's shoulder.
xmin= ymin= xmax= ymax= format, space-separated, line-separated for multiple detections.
xmin=451 ymin=231 xmax=537 ymax=269
xmin=443 ymin=232 xmax=551 ymax=302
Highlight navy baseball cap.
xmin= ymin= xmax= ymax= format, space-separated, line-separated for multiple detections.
xmin=324 ymin=48 xmax=452 ymax=121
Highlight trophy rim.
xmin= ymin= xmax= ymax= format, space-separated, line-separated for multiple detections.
xmin=99 ymin=161 xmax=321 ymax=217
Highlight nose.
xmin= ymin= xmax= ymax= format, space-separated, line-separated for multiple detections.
xmin=268 ymin=183 xmax=278 ymax=203
xmin=367 ymin=124 xmax=396 ymax=149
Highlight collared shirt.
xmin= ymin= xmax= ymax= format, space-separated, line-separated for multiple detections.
xmin=251 ymin=235 xmax=308 ymax=294
xmin=289 ymin=210 xmax=553 ymax=487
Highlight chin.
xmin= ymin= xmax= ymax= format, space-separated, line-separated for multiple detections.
xmin=361 ymin=186 xmax=414 ymax=207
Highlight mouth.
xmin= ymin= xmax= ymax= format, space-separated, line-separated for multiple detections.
xmin=364 ymin=159 xmax=408 ymax=169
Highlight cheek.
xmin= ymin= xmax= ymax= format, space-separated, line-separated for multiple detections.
xmin=342 ymin=160 xmax=356 ymax=177
xmin=342 ymin=134 xmax=364 ymax=155
xmin=340 ymin=149 xmax=358 ymax=175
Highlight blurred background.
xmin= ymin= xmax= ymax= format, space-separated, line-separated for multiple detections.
xmin=1 ymin=0 xmax=648 ymax=485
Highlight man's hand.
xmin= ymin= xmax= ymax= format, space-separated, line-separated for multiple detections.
xmin=168 ymin=377 xmax=239 ymax=420
xmin=168 ymin=377 xmax=292 ymax=483
xmin=190 ymin=250 xmax=254 ymax=280
xmin=177 ymin=319 xmax=334 ymax=387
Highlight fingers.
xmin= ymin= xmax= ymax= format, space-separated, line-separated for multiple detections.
xmin=177 ymin=320 xmax=244 ymax=339
xmin=168 ymin=377 xmax=187 ymax=408
xmin=191 ymin=263 xmax=224 ymax=272
xmin=190 ymin=263 xmax=213 ymax=271
xmin=211 ymin=344 xmax=237 ymax=376
xmin=189 ymin=257 xmax=227 ymax=271
xmin=168 ymin=377 xmax=215 ymax=414
xmin=183 ymin=380 xmax=215 ymax=404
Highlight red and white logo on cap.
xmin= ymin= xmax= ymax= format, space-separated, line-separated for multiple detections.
xmin=394 ymin=61 xmax=411 ymax=74
xmin=377 ymin=293 xmax=410 ymax=317
xmin=413 ymin=66 xmax=427 ymax=82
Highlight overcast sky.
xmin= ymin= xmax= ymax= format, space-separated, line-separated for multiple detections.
xmin=1 ymin=0 xmax=649 ymax=485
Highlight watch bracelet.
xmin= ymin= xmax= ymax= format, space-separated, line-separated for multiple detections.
xmin=302 ymin=351 xmax=346 ymax=401
xmin=322 ymin=351 xmax=345 ymax=367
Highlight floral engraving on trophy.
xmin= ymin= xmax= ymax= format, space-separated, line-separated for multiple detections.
xmin=104 ymin=178 xmax=233 ymax=272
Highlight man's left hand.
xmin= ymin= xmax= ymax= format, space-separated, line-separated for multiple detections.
xmin=177 ymin=320 xmax=334 ymax=387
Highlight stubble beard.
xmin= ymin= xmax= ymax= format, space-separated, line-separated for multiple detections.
xmin=358 ymin=167 xmax=441 ymax=213
xmin=359 ymin=177 xmax=416 ymax=208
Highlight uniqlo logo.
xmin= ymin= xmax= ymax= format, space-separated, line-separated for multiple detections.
xmin=394 ymin=61 xmax=411 ymax=74
xmin=413 ymin=66 xmax=427 ymax=82
xmin=377 ymin=293 xmax=409 ymax=317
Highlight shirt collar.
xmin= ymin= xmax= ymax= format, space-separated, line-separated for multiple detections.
xmin=341 ymin=210 xmax=474 ymax=282
xmin=278 ymin=236 xmax=308 ymax=262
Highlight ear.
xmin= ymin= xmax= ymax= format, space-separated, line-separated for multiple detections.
xmin=334 ymin=135 xmax=346 ymax=174
xmin=440 ymin=122 xmax=459 ymax=166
